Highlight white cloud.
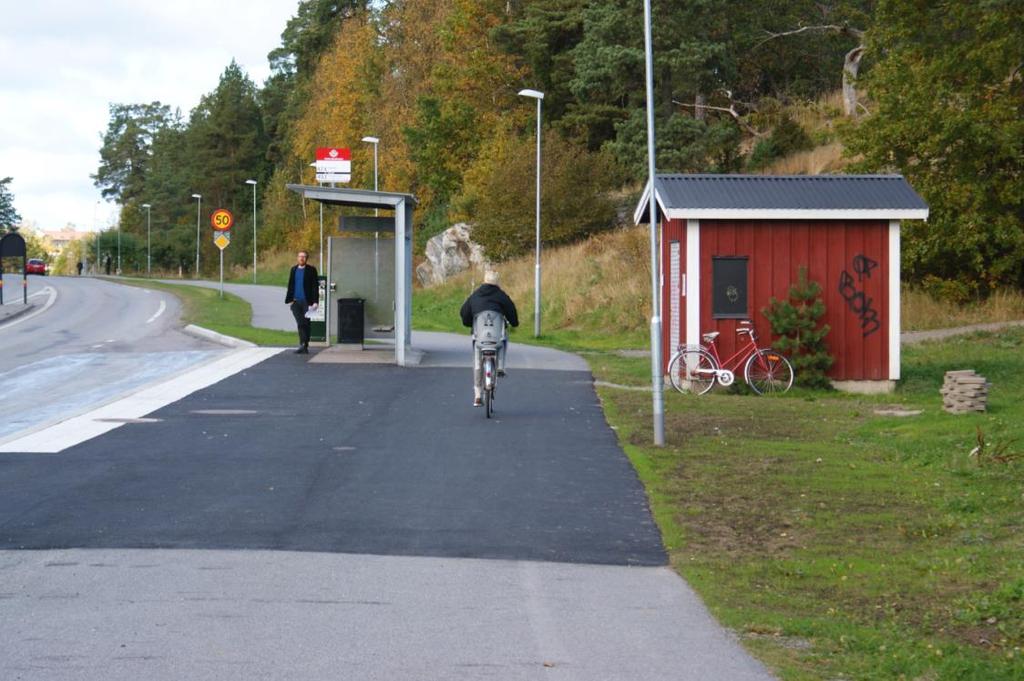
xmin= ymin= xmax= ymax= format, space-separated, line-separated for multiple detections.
xmin=0 ymin=0 xmax=299 ymax=230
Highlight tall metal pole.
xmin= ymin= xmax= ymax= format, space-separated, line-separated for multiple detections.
xmin=246 ymin=179 xmax=257 ymax=282
xmin=520 ymin=88 xmax=544 ymax=337
xmin=643 ymin=0 xmax=665 ymax=446
xmin=192 ymin=194 xmax=201 ymax=276
xmin=116 ymin=213 xmax=121 ymax=275
xmin=534 ymin=97 xmax=543 ymax=338
xmin=143 ymin=203 xmax=151 ymax=276
xmin=319 ymin=202 xmax=323 ymax=273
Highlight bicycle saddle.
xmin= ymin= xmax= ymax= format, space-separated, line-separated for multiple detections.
xmin=702 ymin=331 xmax=720 ymax=342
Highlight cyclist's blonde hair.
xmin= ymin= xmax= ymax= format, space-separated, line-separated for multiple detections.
xmin=484 ymin=270 xmax=499 ymax=285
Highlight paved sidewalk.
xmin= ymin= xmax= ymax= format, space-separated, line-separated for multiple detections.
xmin=158 ymin=279 xmax=588 ymax=371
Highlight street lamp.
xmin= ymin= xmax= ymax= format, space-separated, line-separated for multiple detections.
xmin=191 ymin=194 xmax=202 ymax=276
xmin=245 ymin=180 xmax=257 ymax=282
xmin=93 ymin=200 xmax=99 ymax=275
xmin=361 ymin=136 xmax=379 ymax=192
xmin=518 ymin=88 xmax=544 ymax=337
xmin=642 ymin=0 xmax=665 ymax=446
xmin=142 ymin=203 xmax=151 ymax=276
xmin=362 ymin=136 xmax=379 ymax=217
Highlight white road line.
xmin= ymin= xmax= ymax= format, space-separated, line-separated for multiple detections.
xmin=146 ymin=300 xmax=167 ymax=324
xmin=0 ymin=347 xmax=283 ymax=453
xmin=0 ymin=286 xmax=57 ymax=331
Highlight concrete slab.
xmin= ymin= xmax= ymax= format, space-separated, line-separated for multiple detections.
xmin=0 ymin=548 xmax=774 ymax=681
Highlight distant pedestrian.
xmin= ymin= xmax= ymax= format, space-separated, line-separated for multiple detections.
xmin=76 ymin=261 xmax=83 ymax=276
xmin=104 ymin=254 xmax=112 ymax=276
xmin=284 ymin=250 xmax=319 ymax=354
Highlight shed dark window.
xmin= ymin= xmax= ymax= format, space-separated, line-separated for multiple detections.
xmin=712 ymin=257 xmax=748 ymax=319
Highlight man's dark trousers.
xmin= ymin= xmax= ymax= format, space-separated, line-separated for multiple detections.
xmin=291 ymin=301 xmax=311 ymax=347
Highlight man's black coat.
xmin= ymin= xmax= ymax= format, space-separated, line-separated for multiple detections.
xmin=460 ymin=284 xmax=519 ymax=328
xmin=285 ymin=265 xmax=320 ymax=305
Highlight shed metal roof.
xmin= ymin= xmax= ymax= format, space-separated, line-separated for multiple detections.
xmin=634 ymin=174 xmax=929 ymax=223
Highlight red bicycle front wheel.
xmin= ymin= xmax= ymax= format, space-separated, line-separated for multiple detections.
xmin=744 ymin=349 xmax=794 ymax=395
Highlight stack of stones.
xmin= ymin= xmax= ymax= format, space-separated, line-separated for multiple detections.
xmin=941 ymin=370 xmax=989 ymax=414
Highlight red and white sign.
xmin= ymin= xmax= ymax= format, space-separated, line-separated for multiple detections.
xmin=316 ymin=147 xmax=351 ymax=161
xmin=314 ymin=147 xmax=351 ymax=183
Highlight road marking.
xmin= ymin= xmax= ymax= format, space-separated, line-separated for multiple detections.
xmin=0 ymin=348 xmax=283 ymax=453
xmin=0 ymin=286 xmax=57 ymax=331
xmin=146 ymin=300 xmax=166 ymax=324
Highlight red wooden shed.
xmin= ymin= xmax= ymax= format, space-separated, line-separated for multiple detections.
xmin=634 ymin=174 xmax=929 ymax=392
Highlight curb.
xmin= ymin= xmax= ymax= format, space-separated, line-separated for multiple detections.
xmin=183 ymin=324 xmax=257 ymax=349
xmin=0 ymin=302 xmax=37 ymax=325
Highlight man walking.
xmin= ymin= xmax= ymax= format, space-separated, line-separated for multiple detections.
xmin=284 ymin=250 xmax=319 ymax=354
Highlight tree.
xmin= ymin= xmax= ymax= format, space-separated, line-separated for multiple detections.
xmin=457 ymin=126 xmax=620 ymax=261
xmin=92 ymin=102 xmax=175 ymax=202
xmin=0 ymin=177 xmax=21 ymax=230
xmin=842 ymin=0 xmax=1024 ymax=295
xmin=763 ymin=267 xmax=834 ymax=389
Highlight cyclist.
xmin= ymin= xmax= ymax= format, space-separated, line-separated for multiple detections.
xmin=460 ymin=270 xmax=519 ymax=407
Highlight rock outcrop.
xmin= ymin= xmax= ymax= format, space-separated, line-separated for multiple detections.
xmin=415 ymin=223 xmax=487 ymax=287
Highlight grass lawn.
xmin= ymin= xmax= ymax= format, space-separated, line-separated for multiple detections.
xmin=118 ymin=279 xmax=296 ymax=346
xmin=601 ymin=328 xmax=1024 ymax=680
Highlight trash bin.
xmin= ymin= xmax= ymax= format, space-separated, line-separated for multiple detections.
xmin=337 ymin=298 xmax=365 ymax=345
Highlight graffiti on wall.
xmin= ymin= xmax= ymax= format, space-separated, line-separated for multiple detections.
xmin=839 ymin=254 xmax=881 ymax=337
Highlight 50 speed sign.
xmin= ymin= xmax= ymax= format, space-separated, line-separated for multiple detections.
xmin=211 ymin=208 xmax=234 ymax=232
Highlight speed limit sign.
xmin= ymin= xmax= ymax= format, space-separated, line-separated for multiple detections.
xmin=211 ymin=208 xmax=234 ymax=232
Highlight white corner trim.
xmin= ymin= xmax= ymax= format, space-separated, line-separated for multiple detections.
xmin=632 ymin=182 xmax=672 ymax=225
xmin=889 ymin=221 xmax=901 ymax=380
xmin=664 ymin=208 xmax=928 ymax=221
xmin=686 ymin=220 xmax=701 ymax=349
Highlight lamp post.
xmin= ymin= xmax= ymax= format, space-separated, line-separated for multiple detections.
xmin=191 ymin=194 xmax=202 ymax=276
xmin=116 ymin=209 xmax=121 ymax=275
xmin=361 ymin=136 xmax=379 ymax=217
xmin=245 ymin=180 xmax=257 ymax=282
xmin=642 ymin=0 xmax=665 ymax=446
xmin=361 ymin=136 xmax=379 ymax=190
xmin=518 ymin=88 xmax=544 ymax=338
xmin=142 ymin=203 xmax=151 ymax=276
xmin=93 ymin=200 xmax=99 ymax=275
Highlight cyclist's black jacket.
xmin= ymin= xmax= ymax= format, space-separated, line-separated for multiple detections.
xmin=460 ymin=284 xmax=519 ymax=328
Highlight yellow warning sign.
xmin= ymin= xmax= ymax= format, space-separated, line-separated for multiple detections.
xmin=214 ymin=232 xmax=231 ymax=250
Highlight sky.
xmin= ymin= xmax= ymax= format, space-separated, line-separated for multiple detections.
xmin=0 ymin=0 xmax=300 ymax=233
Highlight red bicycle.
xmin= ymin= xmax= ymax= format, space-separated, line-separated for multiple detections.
xmin=667 ymin=320 xmax=794 ymax=395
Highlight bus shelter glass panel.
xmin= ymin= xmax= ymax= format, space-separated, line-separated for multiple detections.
xmin=329 ymin=233 xmax=395 ymax=340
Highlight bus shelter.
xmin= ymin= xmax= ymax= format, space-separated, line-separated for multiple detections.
xmin=286 ymin=184 xmax=416 ymax=366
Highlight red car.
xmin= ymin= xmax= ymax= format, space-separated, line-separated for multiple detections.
xmin=25 ymin=259 xmax=47 ymax=275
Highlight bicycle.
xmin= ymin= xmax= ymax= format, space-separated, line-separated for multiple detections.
xmin=473 ymin=310 xmax=507 ymax=418
xmin=667 ymin=320 xmax=794 ymax=395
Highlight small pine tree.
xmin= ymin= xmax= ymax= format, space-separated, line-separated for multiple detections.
xmin=762 ymin=267 xmax=834 ymax=389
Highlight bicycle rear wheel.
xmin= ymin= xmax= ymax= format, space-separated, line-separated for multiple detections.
xmin=744 ymin=349 xmax=794 ymax=395
xmin=483 ymin=356 xmax=495 ymax=418
xmin=668 ymin=347 xmax=718 ymax=395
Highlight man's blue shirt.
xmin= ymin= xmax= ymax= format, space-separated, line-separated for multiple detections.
xmin=294 ymin=266 xmax=306 ymax=302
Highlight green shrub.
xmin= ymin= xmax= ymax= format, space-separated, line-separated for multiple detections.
xmin=763 ymin=266 xmax=834 ymax=388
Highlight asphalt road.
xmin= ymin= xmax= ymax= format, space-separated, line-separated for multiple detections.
xmin=0 ymin=275 xmax=224 ymax=443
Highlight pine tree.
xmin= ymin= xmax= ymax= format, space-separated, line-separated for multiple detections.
xmin=763 ymin=267 xmax=834 ymax=389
